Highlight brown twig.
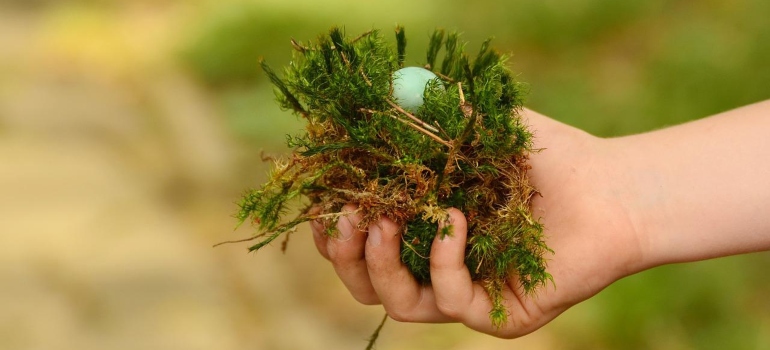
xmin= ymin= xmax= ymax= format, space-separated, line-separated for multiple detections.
xmin=401 ymin=235 xmax=428 ymax=259
xmin=386 ymin=99 xmax=440 ymax=133
xmin=423 ymin=65 xmax=456 ymax=83
xmin=305 ymin=209 xmax=361 ymax=220
xmin=361 ymin=107 xmax=453 ymax=148
xmin=290 ymin=38 xmax=310 ymax=52
xmin=339 ymin=51 xmax=350 ymax=66
xmin=457 ymin=82 xmax=473 ymax=117
xmin=351 ymin=29 xmax=375 ymax=43
xmin=389 ymin=115 xmax=453 ymax=148
xmin=359 ymin=67 xmax=373 ymax=86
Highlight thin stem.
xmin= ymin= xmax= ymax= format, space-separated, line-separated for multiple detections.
xmin=359 ymin=67 xmax=373 ymax=86
xmin=361 ymin=107 xmax=453 ymax=148
xmin=433 ymin=70 xmax=457 ymax=83
xmin=401 ymin=237 xmax=429 ymax=259
xmin=351 ymin=29 xmax=375 ymax=43
xmin=386 ymin=99 xmax=440 ymax=133
xmin=306 ymin=209 xmax=361 ymax=220
xmin=212 ymin=232 xmax=267 ymax=248
xmin=389 ymin=115 xmax=453 ymax=148
xmin=290 ymin=38 xmax=310 ymax=52
xmin=365 ymin=314 xmax=389 ymax=350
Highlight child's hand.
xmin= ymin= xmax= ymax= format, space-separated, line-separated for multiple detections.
xmin=310 ymin=108 xmax=647 ymax=337
xmin=310 ymin=101 xmax=770 ymax=337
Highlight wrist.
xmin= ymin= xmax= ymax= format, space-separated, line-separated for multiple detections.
xmin=598 ymin=137 xmax=660 ymax=276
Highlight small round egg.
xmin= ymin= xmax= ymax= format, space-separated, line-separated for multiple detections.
xmin=391 ymin=67 xmax=444 ymax=112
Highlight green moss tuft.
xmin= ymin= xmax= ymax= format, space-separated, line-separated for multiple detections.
xmin=233 ymin=26 xmax=551 ymax=326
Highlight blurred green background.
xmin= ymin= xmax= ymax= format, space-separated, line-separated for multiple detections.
xmin=2 ymin=0 xmax=769 ymax=349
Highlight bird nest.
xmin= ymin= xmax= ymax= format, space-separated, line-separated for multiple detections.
xmin=230 ymin=26 xmax=551 ymax=326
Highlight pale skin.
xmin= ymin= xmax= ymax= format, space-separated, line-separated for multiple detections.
xmin=310 ymin=100 xmax=770 ymax=338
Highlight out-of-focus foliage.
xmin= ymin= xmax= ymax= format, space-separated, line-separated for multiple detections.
xmin=3 ymin=0 xmax=770 ymax=349
xmin=183 ymin=7 xmax=320 ymax=85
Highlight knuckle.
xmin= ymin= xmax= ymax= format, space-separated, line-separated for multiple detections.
xmin=364 ymin=254 xmax=386 ymax=273
xmin=327 ymin=241 xmax=358 ymax=263
xmin=428 ymin=251 xmax=463 ymax=274
xmin=498 ymin=332 xmax=522 ymax=340
xmin=383 ymin=306 xmax=413 ymax=323
xmin=495 ymin=316 xmax=536 ymax=339
xmin=496 ymin=326 xmax=530 ymax=340
xmin=429 ymin=257 xmax=450 ymax=272
xmin=352 ymin=293 xmax=380 ymax=306
xmin=435 ymin=300 xmax=462 ymax=319
xmin=513 ymin=315 xmax=536 ymax=334
xmin=326 ymin=241 xmax=342 ymax=261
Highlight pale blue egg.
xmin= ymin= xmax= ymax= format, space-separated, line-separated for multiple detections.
xmin=391 ymin=67 xmax=443 ymax=112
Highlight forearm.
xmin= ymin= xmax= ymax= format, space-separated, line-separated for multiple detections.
xmin=611 ymin=100 xmax=770 ymax=269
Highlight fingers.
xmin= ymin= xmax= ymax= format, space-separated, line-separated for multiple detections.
xmin=319 ymin=204 xmax=533 ymax=332
xmin=429 ymin=208 xmax=477 ymax=319
xmin=429 ymin=209 xmax=536 ymax=337
xmin=365 ymin=216 xmax=452 ymax=323
xmin=327 ymin=204 xmax=380 ymax=305
xmin=429 ymin=209 xmax=502 ymax=332
xmin=317 ymin=204 xmax=547 ymax=337
xmin=309 ymin=206 xmax=330 ymax=260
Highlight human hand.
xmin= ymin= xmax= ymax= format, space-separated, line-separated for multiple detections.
xmin=310 ymin=108 xmax=649 ymax=338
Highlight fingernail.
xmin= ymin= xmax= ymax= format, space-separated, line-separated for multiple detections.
xmin=335 ymin=217 xmax=354 ymax=242
xmin=368 ymin=224 xmax=381 ymax=246
xmin=310 ymin=221 xmax=322 ymax=235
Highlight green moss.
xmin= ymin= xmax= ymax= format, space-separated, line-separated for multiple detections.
xmin=235 ymin=26 xmax=551 ymax=325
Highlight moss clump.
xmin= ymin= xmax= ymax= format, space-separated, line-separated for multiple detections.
xmin=234 ymin=26 xmax=551 ymax=326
